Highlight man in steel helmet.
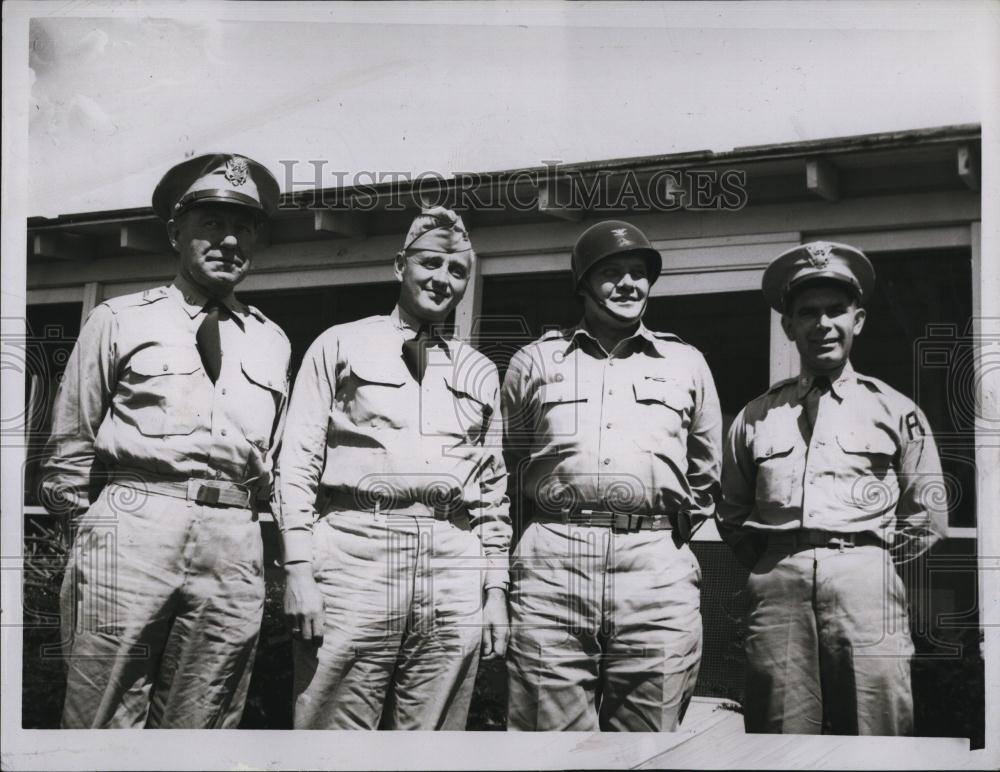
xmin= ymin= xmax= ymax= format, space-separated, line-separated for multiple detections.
xmin=501 ymin=219 xmax=722 ymax=731
xmin=718 ymin=241 xmax=947 ymax=735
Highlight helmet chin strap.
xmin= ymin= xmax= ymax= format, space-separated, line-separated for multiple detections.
xmin=582 ymin=283 xmax=645 ymax=324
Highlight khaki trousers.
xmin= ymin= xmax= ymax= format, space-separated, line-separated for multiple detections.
xmin=507 ymin=521 xmax=702 ymax=731
xmin=60 ymin=482 xmax=264 ymax=728
xmin=293 ymin=511 xmax=483 ymax=729
xmin=744 ymin=543 xmax=914 ymax=735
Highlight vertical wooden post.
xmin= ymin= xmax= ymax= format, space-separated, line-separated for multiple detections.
xmin=454 ymin=254 xmax=484 ymax=344
xmin=769 ymin=308 xmax=798 ymax=385
xmin=80 ymin=282 xmax=102 ymax=324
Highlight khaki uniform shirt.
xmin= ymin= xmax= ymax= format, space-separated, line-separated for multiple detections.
xmin=42 ymin=276 xmax=291 ymax=514
xmin=274 ymin=308 xmax=510 ymax=588
xmin=718 ymin=362 xmax=947 ymax=563
xmin=501 ymin=322 xmax=723 ymax=533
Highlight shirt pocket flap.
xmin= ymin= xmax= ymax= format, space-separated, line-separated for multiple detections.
xmin=632 ymin=377 xmax=688 ymax=411
xmin=753 ymin=429 xmax=796 ymax=461
xmin=241 ymin=356 xmax=288 ymax=395
xmin=129 ymin=346 xmax=201 ymax=376
xmin=442 ymin=372 xmax=492 ymax=409
xmin=539 ymin=380 xmax=587 ymax=405
xmin=351 ymin=360 xmax=406 ymax=387
xmin=837 ymin=428 xmax=896 ymax=455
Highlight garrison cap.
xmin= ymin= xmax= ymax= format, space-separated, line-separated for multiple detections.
xmin=571 ymin=220 xmax=662 ymax=288
xmin=401 ymin=206 xmax=473 ymax=255
xmin=762 ymin=241 xmax=875 ymax=313
xmin=152 ymin=153 xmax=280 ymax=222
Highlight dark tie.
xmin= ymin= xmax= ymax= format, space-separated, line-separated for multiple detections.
xmin=196 ymin=301 xmax=228 ymax=383
xmin=402 ymin=326 xmax=430 ymax=383
xmin=804 ymin=375 xmax=831 ymax=434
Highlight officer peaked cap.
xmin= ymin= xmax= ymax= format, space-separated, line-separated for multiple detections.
xmin=152 ymin=153 xmax=280 ymax=222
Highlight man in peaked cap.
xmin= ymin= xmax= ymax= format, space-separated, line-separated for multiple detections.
xmin=718 ymin=240 xmax=947 ymax=734
xmin=276 ymin=206 xmax=510 ymax=729
xmin=43 ymin=153 xmax=290 ymax=728
xmin=502 ymin=220 xmax=722 ymax=731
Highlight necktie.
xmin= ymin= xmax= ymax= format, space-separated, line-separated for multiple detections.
xmin=804 ymin=375 xmax=830 ymax=435
xmin=196 ymin=301 xmax=228 ymax=383
xmin=402 ymin=326 xmax=429 ymax=383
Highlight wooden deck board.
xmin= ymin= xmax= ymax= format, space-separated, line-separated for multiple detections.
xmin=637 ymin=702 xmax=983 ymax=770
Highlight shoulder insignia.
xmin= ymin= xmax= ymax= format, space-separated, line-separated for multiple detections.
xmin=904 ymin=410 xmax=925 ymax=442
xmin=103 ymin=286 xmax=166 ymax=312
xmin=140 ymin=286 xmax=169 ymax=303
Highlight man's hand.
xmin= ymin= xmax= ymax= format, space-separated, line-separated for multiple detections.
xmin=480 ymin=587 xmax=509 ymax=660
xmin=284 ymin=562 xmax=325 ymax=643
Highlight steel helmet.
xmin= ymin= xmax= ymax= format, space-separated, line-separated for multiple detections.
xmin=571 ymin=220 xmax=662 ymax=288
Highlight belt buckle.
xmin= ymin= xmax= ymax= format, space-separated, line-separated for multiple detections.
xmin=187 ymin=479 xmax=221 ymax=505
xmin=612 ymin=512 xmax=633 ymax=533
xmin=573 ymin=508 xmax=613 ymax=527
xmin=828 ymin=533 xmax=855 ymax=550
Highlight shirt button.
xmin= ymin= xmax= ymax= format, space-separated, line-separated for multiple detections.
xmin=603 ymin=458 xmax=611 ymax=465
xmin=221 ymin=388 xmax=227 ymax=395
xmin=607 ymin=389 xmax=614 ymax=396
xmin=220 ymin=429 xmax=227 ymax=436
xmin=606 ymin=422 xmax=613 ymax=429
xmin=162 ymin=364 xmax=168 ymax=372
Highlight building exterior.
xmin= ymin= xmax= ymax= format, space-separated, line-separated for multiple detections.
xmin=22 ymin=125 xmax=985 ymax=734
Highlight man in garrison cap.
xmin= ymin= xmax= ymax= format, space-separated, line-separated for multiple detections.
xmin=42 ymin=154 xmax=291 ymax=728
xmin=718 ymin=241 xmax=947 ymax=735
xmin=501 ymin=220 xmax=722 ymax=731
xmin=276 ymin=207 xmax=510 ymax=729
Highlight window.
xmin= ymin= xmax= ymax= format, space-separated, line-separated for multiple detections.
xmin=852 ymin=248 xmax=974 ymax=529
xmin=23 ymin=303 xmax=82 ymax=507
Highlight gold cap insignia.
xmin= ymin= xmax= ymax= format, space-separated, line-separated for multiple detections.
xmin=805 ymin=242 xmax=832 ymax=268
xmin=224 ymin=156 xmax=250 ymax=187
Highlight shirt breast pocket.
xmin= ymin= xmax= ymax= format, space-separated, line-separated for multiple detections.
xmin=631 ymin=377 xmax=689 ymax=447
xmin=538 ymin=379 xmax=588 ymax=438
xmin=239 ymin=357 xmax=288 ymax=448
xmin=752 ymin=430 xmax=798 ymax=509
xmin=126 ymin=346 xmax=204 ymax=436
xmin=435 ymin=374 xmax=493 ymax=443
xmin=836 ymin=426 xmax=896 ymax=483
xmin=347 ymin=360 xmax=407 ymax=429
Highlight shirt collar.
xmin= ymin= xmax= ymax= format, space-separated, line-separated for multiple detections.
xmin=390 ymin=304 xmax=421 ymax=336
xmin=566 ymin=319 xmax=658 ymax=357
xmin=795 ymin=360 xmax=856 ymax=400
xmin=389 ymin=305 xmax=452 ymax=356
xmin=170 ymin=275 xmax=246 ymax=326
